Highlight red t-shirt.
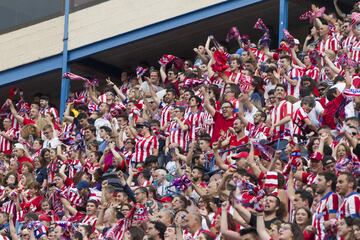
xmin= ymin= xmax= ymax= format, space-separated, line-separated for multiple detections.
xmin=23 ymin=118 xmax=35 ymax=125
xmin=211 ymin=111 xmax=236 ymax=143
xmin=229 ymin=135 xmax=249 ymax=148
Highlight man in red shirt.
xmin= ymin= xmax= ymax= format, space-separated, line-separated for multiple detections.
xmin=13 ymin=143 xmax=33 ymax=173
xmin=202 ymin=87 xmax=236 ymax=143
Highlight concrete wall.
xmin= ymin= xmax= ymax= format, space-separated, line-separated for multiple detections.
xmin=0 ymin=0 xmax=223 ymax=72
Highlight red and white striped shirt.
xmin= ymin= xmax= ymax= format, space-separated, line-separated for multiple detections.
xmin=250 ymin=48 xmax=268 ymax=64
xmin=40 ymin=106 xmax=60 ymax=125
xmin=203 ymin=112 xmax=214 ymax=137
xmin=246 ymin=122 xmax=269 ymax=140
xmin=338 ymin=192 xmax=360 ymax=219
xmin=341 ymin=35 xmax=356 ymax=50
xmin=185 ymin=111 xmax=205 ymax=142
xmin=292 ymin=107 xmax=309 ymax=139
xmin=317 ymin=36 xmax=339 ymax=53
xmin=350 ymin=40 xmax=360 ymax=62
xmin=133 ymin=135 xmax=158 ymax=163
xmin=302 ymin=66 xmax=320 ymax=82
xmin=270 ymin=100 xmax=293 ymax=142
xmin=167 ymin=119 xmax=190 ymax=151
xmin=0 ymin=127 xmax=16 ymax=154
xmin=312 ymin=191 xmax=340 ymax=240
xmin=82 ymin=215 xmax=97 ymax=228
xmin=282 ymin=67 xmax=302 ymax=98
xmin=159 ymin=102 xmax=173 ymax=128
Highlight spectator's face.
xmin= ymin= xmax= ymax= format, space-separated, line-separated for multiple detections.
xmin=172 ymin=197 xmax=184 ymax=211
xmin=295 ymin=208 xmax=309 ymax=225
xmin=353 ymin=224 xmax=360 ymax=240
xmin=39 ymin=99 xmax=48 ymax=108
xmin=310 ymin=26 xmax=318 ymax=36
xmin=303 ymin=55 xmax=311 ymax=66
xmin=54 ymin=176 xmax=64 ymax=188
xmin=146 ymin=222 xmax=158 ymax=237
xmin=150 ymin=72 xmax=159 ymax=83
xmin=165 ymin=92 xmax=175 ymax=103
xmin=53 ymin=226 xmax=63 ymax=238
xmin=293 ymin=194 xmax=306 ymax=210
xmin=164 ymin=226 xmax=176 ymax=239
xmin=3 ymin=118 xmax=11 ymax=129
xmin=221 ymin=103 xmax=233 ymax=118
xmin=319 ymin=25 xmax=329 ymax=37
xmin=314 ymin=175 xmax=328 ymax=194
xmin=34 ymin=157 xmax=41 ymax=168
xmin=198 ymin=140 xmax=209 ymax=151
xmin=233 ymin=119 xmax=243 ymax=133
xmin=174 ymin=211 xmax=187 ymax=227
xmin=167 ymin=71 xmax=177 ymax=80
xmin=43 ymin=128 xmax=54 ymax=140
xmin=279 ymin=58 xmax=289 ymax=69
xmin=21 ymin=229 xmax=31 ymax=240
xmin=41 ymin=201 xmax=51 ymax=211
xmin=253 ymin=112 xmax=263 ymax=124
xmin=134 ymin=190 xmax=146 ymax=203
xmin=86 ymin=202 xmax=97 ymax=215
xmin=49 ymin=149 xmax=57 ymax=160
xmin=6 ymin=174 xmax=16 ymax=185
xmin=302 ymin=103 xmax=313 ymax=113
xmin=13 ymin=148 xmax=24 ymax=158
xmin=279 ymin=223 xmax=293 ymax=240
xmin=336 ymin=145 xmax=347 ymax=159
xmin=336 ymin=174 xmax=350 ymax=196
xmin=275 ymin=86 xmax=286 ymax=99
xmin=268 ymin=94 xmax=276 ymax=103
xmin=269 ymin=224 xmax=280 ymax=240
xmin=230 ymin=60 xmax=240 ymax=70
xmin=197 ymin=45 xmax=205 ymax=54
xmin=264 ymin=196 xmax=278 ymax=213
xmin=337 ymin=219 xmax=351 ymax=237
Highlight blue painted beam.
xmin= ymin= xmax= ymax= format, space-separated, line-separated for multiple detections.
xmin=0 ymin=55 xmax=62 ymax=86
xmin=278 ymin=0 xmax=288 ymax=46
xmin=0 ymin=0 xmax=265 ymax=86
xmin=60 ymin=0 xmax=71 ymax=120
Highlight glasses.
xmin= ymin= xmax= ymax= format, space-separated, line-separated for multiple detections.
xmin=167 ymin=72 xmax=174 ymax=75
xmin=43 ymin=131 xmax=52 ymax=135
xmin=221 ymin=106 xmax=232 ymax=110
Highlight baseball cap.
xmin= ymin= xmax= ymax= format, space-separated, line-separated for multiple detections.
xmin=14 ymin=143 xmax=25 ymax=150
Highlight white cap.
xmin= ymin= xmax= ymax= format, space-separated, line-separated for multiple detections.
xmin=14 ymin=143 xmax=24 ymax=150
xmin=294 ymin=39 xmax=300 ymax=45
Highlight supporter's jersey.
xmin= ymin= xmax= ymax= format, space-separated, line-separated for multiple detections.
xmin=301 ymin=65 xmax=320 ymax=82
xmin=159 ymin=102 xmax=173 ymax=129
xmin=0 ymin=127 xmax=16 ymax=154
xmin=185 ymin=110 xmax=205 ymax=142
xmin=292 ymin=107 xmax=310 ymax=141
xmin=338 ymin=192 xmax=360 ymax=219
xmin=133 ymin=135 xmax=158 ymax=163
xmin=351 ymin=40 xmax=360 ymax=62
xmin=167 ymin=118 xmax=190 ymax=151
xmin=246 ymin=122 xmax=269 ymax=140
xmin=282 ymin=67 xmax=301 ymax=98
xmin=312 ymin=191 xmax=340 ymax=240
xmin=270 ymin=100 xmax=293 ymax=142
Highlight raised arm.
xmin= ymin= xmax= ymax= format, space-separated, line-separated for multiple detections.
xmin=202 ymin=87 xmax=216 ymax=117
xmin=7 ymin=99 xmax=24 ymax=124
xmin=106 ymin=77 xmax=127 ymax=102
xmin=256 ymin=214 xmax=272 ymax=240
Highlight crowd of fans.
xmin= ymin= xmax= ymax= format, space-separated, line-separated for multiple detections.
xmin=0 ymin=1 xmax=360 ymax=240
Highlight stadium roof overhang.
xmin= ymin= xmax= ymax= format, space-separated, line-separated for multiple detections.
xmin=0 ymin=0 xmax=354 ymax=106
